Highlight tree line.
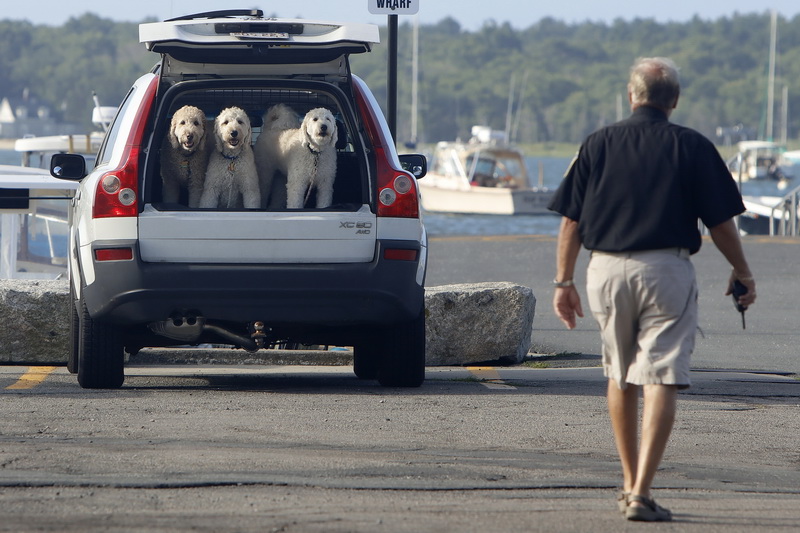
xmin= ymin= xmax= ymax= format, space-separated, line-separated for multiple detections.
xmin=2 ymin=12 xmax=799 ymax=147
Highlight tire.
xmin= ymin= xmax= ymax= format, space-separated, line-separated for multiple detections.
xmin=67 ymin=282 xmax=79 ymax=374
xmin=377 ymin=308 xmax=426 ymax=388
xmin=76 ymin=292 xmax=125 ymax=389
xmin=353 ymin=341 xmax=380 ymax=380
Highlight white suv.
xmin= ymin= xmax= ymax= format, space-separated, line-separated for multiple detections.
xmin=52 ymin=10 xmax=428 ymax=389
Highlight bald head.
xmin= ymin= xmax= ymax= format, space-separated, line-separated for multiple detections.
xmin=628 ymin=57 xmax=681 ymax=113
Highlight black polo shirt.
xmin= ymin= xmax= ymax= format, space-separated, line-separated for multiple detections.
xmin=548 ymin=106 xmax=745 ymax=254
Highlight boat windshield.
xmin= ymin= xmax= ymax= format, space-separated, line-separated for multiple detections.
xmin=466 ymin=153 xmax=527 ymax=188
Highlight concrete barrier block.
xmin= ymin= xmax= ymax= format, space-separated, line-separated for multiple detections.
xmin=0 ymin=279 xmax=69 ymax=364
xmin=425 ymin=282 xmax=536 ymax=366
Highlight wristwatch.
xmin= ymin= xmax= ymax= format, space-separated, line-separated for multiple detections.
xmin=553 ymin=279 xmax=574 ymax=288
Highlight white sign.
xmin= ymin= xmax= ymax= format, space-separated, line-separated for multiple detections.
xmin=368 ymin=0 xmax=419 ymax=15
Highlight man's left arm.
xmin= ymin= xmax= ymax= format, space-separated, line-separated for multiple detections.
xmin=708 ymin=218 xmax=756 ymax=308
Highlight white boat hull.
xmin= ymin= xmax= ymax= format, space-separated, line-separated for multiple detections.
xmin=740 ymin=194 xmax=791 ymax=235
xmin=419 ymin=181 xmax=554 ymax=215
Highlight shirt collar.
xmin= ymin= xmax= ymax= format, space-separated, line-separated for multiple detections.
xmin=631 ymin=105 xmax=669 ymax=121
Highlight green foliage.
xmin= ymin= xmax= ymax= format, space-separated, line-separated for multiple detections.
xmin=353 ymin=12 xmax=800 ymax=146
xmin=1 ymin=12 xmax=798 ymax=146
xmin=0 ymin=14 xmax=155 ymax=128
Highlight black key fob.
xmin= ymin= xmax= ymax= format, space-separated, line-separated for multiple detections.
xmin=731 ymin=280 xmax=748 ymax=329
xmin=731 ymin=280 xmax=748 ymax=312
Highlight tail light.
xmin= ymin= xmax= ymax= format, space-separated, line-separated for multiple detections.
xmin=93 ymin=76 xmax=159 ymax=219
xmin=95 ymin=248 xmax=134 ymax=261
xmin=353 ymin=78 xmax=419 ymax=218
xmin=384 ymin=248 xmax=418 ymax=261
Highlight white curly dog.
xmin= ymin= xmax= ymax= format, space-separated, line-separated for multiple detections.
xmin=160 ymin=105 xmax=210 ymax=207
xmin=199 ymin=106 xmax=261 ymax=209
xmin=254 ymin=104 xmax=339 ymax=209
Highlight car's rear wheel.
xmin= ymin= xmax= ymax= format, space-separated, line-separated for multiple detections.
xmin=353 ymin=341 xmax=380 ymax=380
xmin=377 ymin=308 xmax=426 ymax=388
xmin=77 ymin=292 xmax=125 ymax=389
xmin=67 ymin=282 xmax=79 ymax=374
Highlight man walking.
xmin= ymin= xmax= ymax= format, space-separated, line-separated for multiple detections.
xmin=548 ymin=57 xmax=756 ymax=521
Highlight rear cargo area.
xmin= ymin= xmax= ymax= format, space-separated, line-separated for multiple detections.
xmin=138 ymin=81 xmax=378 ymax=264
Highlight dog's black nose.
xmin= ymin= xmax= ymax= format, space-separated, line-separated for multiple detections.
xmin=320 ymin=124 xmax=328 ymax=132
xmin=186 ymin=133 xmax=194 ymax=142
xmin=231 ymin=130 xmax=238 ymax=138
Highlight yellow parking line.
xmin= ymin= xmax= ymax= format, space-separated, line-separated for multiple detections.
xmin=5 ymin=366 xmax=57 ymax=390
xmin=467 ymin=366 xmax=517 ymax=390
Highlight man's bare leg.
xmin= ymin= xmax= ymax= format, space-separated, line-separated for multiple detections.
xmin=607 ymin=380 xmax=640 ymax=493
xmin=631 ymin=384 xmax=677 ymax=499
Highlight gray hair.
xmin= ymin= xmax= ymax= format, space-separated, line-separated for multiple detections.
xmin=628 ymin=57 xmax=680 ymax=109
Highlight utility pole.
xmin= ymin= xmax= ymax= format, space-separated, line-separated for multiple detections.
xmin=368 ymin=1 xmax=420 ymax=145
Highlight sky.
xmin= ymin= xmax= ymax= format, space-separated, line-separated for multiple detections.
xmin=1 ymin=1 xmax=798 ymax=30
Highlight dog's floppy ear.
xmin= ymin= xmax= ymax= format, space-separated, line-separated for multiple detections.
xmin=242 ymin=115 xmax=252 ymax=146
xmin=329 ymin=114 xmax=339 ymax=148
xmin=168 ymin=114 xmax=181 ymax=150
xmin=302 ymin=113 xmax=314 ymax=145
xmin=197 ymin=112 xmax=207 ymax=145
xmin=213 ymin=113 xmax=225 ymax=153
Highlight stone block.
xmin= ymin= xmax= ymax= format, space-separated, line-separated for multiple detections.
xmin=424 ymin=282 xmax=536 ymax=366
xmin=0 ymin=279 xmax=70 ymax=364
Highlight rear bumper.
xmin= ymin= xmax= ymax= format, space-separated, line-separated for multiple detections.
xmin=80 ymin=239 xmax=425 ymax=328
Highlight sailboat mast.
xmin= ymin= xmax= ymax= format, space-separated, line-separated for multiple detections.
xmin=504 ymin=73 xmax=516 ymax=143
xmin=766 ymin=10 xmax=777 ymax=141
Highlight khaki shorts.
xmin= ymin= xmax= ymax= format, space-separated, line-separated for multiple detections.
xmin=586 ymin=248 xmax=697 ymax=389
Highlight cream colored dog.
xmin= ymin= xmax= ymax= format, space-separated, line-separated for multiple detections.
xmin=254 ymin=105 xmax=338 ymax=209
xmin=160 ymin=105 xmax=210 ymax=207
xmin=199 ymin=106 xmax=260 ymax=209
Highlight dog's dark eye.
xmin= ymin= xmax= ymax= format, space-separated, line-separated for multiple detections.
xmin=179 ymin=120 xmax=186 ymax=125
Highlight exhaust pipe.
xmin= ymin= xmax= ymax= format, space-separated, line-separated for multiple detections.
xmin=202 ymin=323 xmax=259 ymax=352
xmin=148 ymin=315 xmax=259 ymax=352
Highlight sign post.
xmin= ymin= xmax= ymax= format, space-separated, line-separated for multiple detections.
xmin=368 ymin=1 xmax=419 ymax=144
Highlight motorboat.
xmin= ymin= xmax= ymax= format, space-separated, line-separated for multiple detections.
xmin=418 ymin=126 xmax=554 ymax=215
xmin=12 ymin=104 xmax=114 ymax=169
xmin=14 ymin=131 xmax=104 ymax=169
xmin=0 ymin=165 xmax=77 ymax=278
xmin=726 ymin=140 xmax=793 ymax=189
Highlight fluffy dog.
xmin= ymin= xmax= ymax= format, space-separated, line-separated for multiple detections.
xmin=199 ymin=106 xmax=261 ymax=209
xmin=254 ymin=105 xmax=339 ymax=209
xmin=160 ymin=105 xmax=210 ymax=207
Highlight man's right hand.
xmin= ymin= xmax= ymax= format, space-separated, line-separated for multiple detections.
xmin=553 ymin=286 xmax=584 ymax=329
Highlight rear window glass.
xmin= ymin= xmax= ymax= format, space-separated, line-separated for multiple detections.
xmin=96 ymin=88 xmax=136 ymax=168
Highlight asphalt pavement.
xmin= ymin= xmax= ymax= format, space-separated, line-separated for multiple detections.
xmin=3 ymin=233 xmax=799 ymax=531
xmin=2 ymin=364 xmax=798 ymax=532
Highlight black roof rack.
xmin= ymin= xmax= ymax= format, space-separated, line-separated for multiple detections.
xmin=165 ymin=9 xmax=264 ymax=22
